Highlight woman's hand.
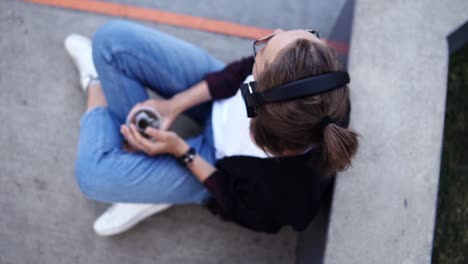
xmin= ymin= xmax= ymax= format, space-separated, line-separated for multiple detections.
xmin=129 ymin=98 xmax=180 ymax=131
xmin=121 ymin=124 xmax=190 ymax=157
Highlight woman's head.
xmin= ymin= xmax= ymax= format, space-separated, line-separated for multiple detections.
xmin=252 ymin=29 xmax=322 ymax=79
xmin=250 ymin=30 xmax=359 ymax=175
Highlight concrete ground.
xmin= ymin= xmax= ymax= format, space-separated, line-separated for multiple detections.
xmin=0 ymin=0 xmax=346 ymax=263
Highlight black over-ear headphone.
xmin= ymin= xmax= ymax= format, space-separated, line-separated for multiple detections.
xmin=240 ymin=71 xmax=350 ymax=117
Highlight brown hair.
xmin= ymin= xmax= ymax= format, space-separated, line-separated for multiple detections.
xmin=251 ymin=39 xmax=359 ymax=176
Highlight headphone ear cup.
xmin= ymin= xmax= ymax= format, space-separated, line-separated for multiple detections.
xmin=250 ymin=81 xmax=257 ymax=93
xmin=241 ymin=82 xmax=258 ymax=118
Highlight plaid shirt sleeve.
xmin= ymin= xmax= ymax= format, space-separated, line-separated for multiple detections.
xmin=204 ymin=56 xmax=255 ymax=100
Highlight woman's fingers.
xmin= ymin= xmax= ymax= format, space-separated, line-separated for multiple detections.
xmin=122 ymin=125 xmax=145 ymax=150
xmin=121 ymin=124 xmax=181 ymax=156
xmin=129 ymin=124 xmax=156 ymax=153
xmin=160 ymin=119 xmax=172 ymax=131
xmin=121 ymin=125 xmax=142 ymax=150
xmin=122 ymin=124 xmax=168 ymax=155
xmin=144 ymin=127 xmax=167 ymax=140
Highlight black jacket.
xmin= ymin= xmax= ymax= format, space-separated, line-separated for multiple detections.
xmin=203 ymin=150 xmax=334 ymax=233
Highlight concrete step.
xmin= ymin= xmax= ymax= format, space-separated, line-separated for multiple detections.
xmin=322 ymin=1 xmax=468 ymax=263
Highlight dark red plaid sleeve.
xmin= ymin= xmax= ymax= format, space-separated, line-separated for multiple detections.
xmin=204 ymin=56 xmax=255 ymax=100
xmin=202 ymin=170 xmax=233 ymax=220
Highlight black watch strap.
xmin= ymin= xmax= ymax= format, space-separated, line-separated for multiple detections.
xmin=177 ymin=147 xmax=196 ymax=167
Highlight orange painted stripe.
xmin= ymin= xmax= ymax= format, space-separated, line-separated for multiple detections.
xmin=20 ymin=0 xmax=348 ymax=53
xmin=21 ymin=0 xmax=273 ymax=39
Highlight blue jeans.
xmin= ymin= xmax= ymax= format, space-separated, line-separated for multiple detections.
xmin=75 ymin=20 xmax=226 ymax=205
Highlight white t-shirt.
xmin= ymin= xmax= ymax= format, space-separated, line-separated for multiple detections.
xmin=211 ymin=75 xmax=269 ymax=160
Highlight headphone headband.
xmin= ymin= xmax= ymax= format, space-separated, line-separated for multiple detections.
xmin=240 ymin=71 xmax=350 ymax=117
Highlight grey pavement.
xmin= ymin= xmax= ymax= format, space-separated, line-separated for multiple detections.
xmin=104 ymin=0 xmax=346 ymax=38
xmin=0 ymin=0 xmax=346 ymax=263
xmin=323 ymin=1 xmax=468 ymax=263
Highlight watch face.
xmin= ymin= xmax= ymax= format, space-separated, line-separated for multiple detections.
xmin=178 ymin=148 xmax=196 ymax=166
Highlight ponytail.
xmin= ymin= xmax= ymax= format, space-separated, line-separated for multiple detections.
xmin=322 ymin=123 xmax=359 ymax=174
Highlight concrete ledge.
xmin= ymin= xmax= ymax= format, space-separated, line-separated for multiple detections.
xmin=323 ymin=1 xmax=468 ymax=263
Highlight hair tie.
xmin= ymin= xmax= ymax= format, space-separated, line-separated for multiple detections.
xmin=318 ymin=116 xmax=334 ymax=130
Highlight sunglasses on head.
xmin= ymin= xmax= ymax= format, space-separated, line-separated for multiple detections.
xmin=253 ymin=30 xmax=320 ymax=59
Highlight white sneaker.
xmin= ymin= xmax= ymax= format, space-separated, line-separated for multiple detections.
xmin=64 ymin=34 xmax=98 ymax=92
xmin=93 ymin=203 xmax=172 ymax=236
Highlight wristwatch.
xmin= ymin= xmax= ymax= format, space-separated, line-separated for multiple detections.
xmin=177 ymin=147 xmax=196 ymax=167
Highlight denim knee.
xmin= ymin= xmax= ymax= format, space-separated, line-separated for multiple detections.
xmin=92 ymin=19 xmax=130 ymax=64
xmin=75 ymin=148 xmax=115 ymax=202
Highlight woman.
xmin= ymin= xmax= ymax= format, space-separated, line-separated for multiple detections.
xmin=66 ymin=19 xmax=358 ymax=236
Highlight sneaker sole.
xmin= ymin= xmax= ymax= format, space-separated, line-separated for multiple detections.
xmin=94 ymin=204 xmax=171 ymax=236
